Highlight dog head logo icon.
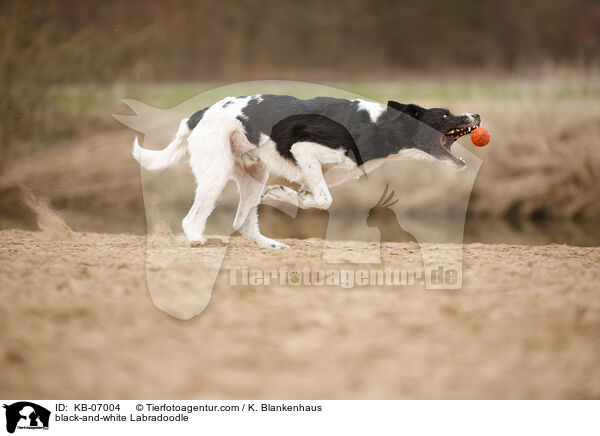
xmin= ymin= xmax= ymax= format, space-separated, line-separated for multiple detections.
xmin=3 ymin=402 xmax=50 ymax=434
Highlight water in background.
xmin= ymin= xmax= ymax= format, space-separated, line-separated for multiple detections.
xmin=2 ymin=204 xmax=598 ymax=247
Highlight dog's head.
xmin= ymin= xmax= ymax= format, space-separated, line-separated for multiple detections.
xmin=387 ymin=101 xmax=481 ymax=170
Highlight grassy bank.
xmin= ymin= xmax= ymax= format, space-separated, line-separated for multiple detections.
xmin=2 ymin=75 xmax=600 ymax=224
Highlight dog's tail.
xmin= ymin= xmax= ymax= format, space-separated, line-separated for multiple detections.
xmin=132 ymin=118 xmax=191 ymax=170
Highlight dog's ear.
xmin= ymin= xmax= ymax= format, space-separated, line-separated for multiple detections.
xmin=387 ymin=101 xmax=422 ymax=118
xmin=387 ymin=101 xmax=406 ymax=112
xmin=403 ymin=104 xmax=422 ymax=118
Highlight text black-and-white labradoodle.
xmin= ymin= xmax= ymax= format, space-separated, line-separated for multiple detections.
xmin=133 ymin=95 xmax=481 ymax=248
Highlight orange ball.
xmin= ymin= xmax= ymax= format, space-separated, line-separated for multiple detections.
xmin=471 ymin=127 xmax=490 ymax=147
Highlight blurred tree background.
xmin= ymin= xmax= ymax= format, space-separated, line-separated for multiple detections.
xmin=33 ymin=0 xmax=600 ymax=80
xmin=0 ymin=0 xmax=598 ymax=149
xmin=1 ymin=0 xmax=600 ymax=233
xmin=3 ymin=0 xmax=599 ymax=82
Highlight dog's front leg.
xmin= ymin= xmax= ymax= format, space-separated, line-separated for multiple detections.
xmin=291 ymin=142 xmax=333 ymax=209
xmin=262 ymin=184 xmax=332 ymax=210
xmin=262 ymin=185 xmax=300 ymax=206
xmin=297 ymin=179 xmax=332 ymax=209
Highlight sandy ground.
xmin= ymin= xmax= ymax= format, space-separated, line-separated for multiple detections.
xmin=1 ymin=228 xmax=599 ymax=399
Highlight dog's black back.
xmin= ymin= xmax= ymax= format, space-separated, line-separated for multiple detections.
xmin=187 ymin=95 xmax=467 ymax=166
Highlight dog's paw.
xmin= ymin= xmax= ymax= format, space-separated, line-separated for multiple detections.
xmin=182 ymin=221 xmax=206 ymax=245
xmin=262 ymin=185 xmax=299 ymax=204
xmin=256 ymin=237 xmax=290 ymax=249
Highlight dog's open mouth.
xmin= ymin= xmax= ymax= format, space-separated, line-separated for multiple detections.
xmin=446 ymin=125 xmax=478 ymax=141
xmin=439 ymin=121 xmax=480 ymax=168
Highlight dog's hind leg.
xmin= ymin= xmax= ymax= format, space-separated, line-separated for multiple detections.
xmin=233 ymin=156 xmax=288 ymax=249
xmin=182 ymin=171 xmax=229 ymax=245
xmin=229 ymin=131 xmax=288 ymax=249
xmin=230 ymin=131 xmax=267 ymax=230
xmin=232 ymin=156 xmax=268 ymax=230
xmin=183 ymin=135 xmax=233 ymax=245
xmin=239 ymin=206 xmax=289 ymax=249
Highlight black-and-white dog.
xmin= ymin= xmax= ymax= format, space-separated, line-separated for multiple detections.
xmin=133 ymin=95 xmax=480 ymax=248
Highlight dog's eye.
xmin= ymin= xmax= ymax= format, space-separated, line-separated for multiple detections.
xmin=442 ymin=114 xmax=448 ymax=119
